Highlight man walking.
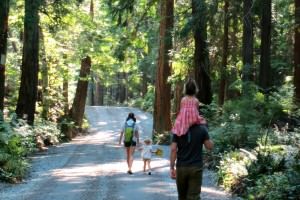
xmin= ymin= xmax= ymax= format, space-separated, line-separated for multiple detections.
xmin=170 ymin=124 xmax=213 ymax=200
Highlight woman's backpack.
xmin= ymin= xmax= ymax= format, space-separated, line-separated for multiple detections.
xmin=124 ymin=121 xmax=135 ymax=142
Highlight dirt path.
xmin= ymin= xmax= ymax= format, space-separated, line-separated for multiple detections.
xmin=0 ymin=106 xmax=235 ymax=200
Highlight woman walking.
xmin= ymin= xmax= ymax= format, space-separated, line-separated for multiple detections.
xmin=119 ymin=113 xmax=140 ymax=174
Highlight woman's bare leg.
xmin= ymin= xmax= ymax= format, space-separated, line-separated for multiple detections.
xmin=125 ymin=147 xmax=131 ymax=171
xmin=128 ymin=146 xmax=135 ymax=171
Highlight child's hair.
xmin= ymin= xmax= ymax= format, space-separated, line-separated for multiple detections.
xmin=144 ymin=138 xmax=152 ymax=145
xmin=184 ymin=78 xmax=198 ymax=96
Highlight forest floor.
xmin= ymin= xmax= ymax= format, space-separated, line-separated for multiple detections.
xmin=0 ymin=106 xmax=237 ymax=200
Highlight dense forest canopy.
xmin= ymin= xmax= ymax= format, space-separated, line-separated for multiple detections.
xmin=0 ymin=0 xmax=300 ymax=198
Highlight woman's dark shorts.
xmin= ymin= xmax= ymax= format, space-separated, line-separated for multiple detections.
xmin=124 ymin=141 xmax=137 ymax=147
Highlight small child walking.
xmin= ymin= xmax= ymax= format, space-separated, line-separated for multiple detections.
xmin=171 ymin=78 xmax=207 ymax=136
xmin=140 ymin=139 xmax=154 ymax=175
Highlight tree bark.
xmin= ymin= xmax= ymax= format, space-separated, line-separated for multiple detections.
xmin=242 ymin=0 xmax=254 ymax=83
xmin=295 ymin=0 xmax=300 ymax=103
xmin=153 ymin=0 xmax=173 ymax=136
xmin=141 ymin=72 xmax=149 ymax=97
xmin=192 ymin=0 xmax=212 ymax=105
xmin=40 ymin=27 xmax=49 ymax=120
xmin=174 ymin=81 xmax=183 ymax=118
xmin=16 ymin=0 xmax=40 ymax=125
xmin=90 ymin=0 xmax=94 ymax=21
xmin=94 ymin=80 xmax=101 ymax=105
xmin=63 ymin=74 xmax=69 ymax=115
xmin=226 ymin=8 xmax=241 ymax=100
xmin=259 ymin=0 xmax=272 ymax=92
xmin=218 ymin=0 xmax=229 ymax=106
xmin=69 ymin=56 xmax=91 ymax=131
xmin=0 ymin=0 xmax=9 ymax=112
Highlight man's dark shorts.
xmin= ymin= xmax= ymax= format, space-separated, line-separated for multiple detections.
xmin=124 ymin=141 xmax=137 ymax=147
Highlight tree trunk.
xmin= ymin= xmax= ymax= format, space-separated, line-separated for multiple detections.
xmin=69 ymin=56 xmax=91 ymax=133
xmin=226 ymin=9 xmax=240 ymax=100
xmin=94 ymin=80 xmax=101 ymax=105
xmin=295 ymin=0 xmax=300 ymax=103
xmin=63 ymin=75 xmax=69 ymax=115
xmin=40 ymin=27 xmax=49 ymax=120
xmin=242 ymin=0 xmax=254 ymax=83
xmin=153 ymin=0 xmax=173 ymax=137
xmin=89 ymin=72 xmax=95 ymax=106
xmin=0 ymin=0 xmax=9 ymax=112
xmin=142 ymin=72 xmax=148 ymax=97
xmin=16 ymin=0 xmax=40 ymax=125
xmin=174 ymin=82 xmax=183 ymax=118
xmin=218 ymin=0 xmax=229 ymax=106
xmin=259 ymin=0 xmax=272 ymax=92
xmin=192 ymin=0 xmax=212 ymax=105
xmin=90 ymin=0 xmax=94 ymax=21
xmin=98 ymin=83 xmax=104 ymax=105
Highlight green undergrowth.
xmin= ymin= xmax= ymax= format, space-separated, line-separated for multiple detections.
xmin=205 ymin=83 xmax=300 ymax=199
xmin=0 ymin=116 xmax=64 ymax=183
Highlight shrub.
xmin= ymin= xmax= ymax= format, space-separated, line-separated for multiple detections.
xmin=0 ymin=117 xmax=64 ymax=182
xmin=247 ymin=173 xmax=290 ymax=200
xmin=217 ymin=150 xmax=254 ymax=193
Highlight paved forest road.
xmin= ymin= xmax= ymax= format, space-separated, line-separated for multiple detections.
xmin=0 ymin=106 xmax=235 ymax=200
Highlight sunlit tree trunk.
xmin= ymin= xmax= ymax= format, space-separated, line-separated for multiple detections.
xmin=153 ymin=0 xmax=173 ymax=137
xmin=142 ymin=72 xmax=148 ymax=97
xmin=242 ymin=0 xmax=254 ymax=83
xmin=69 ymin=56 xmax=91 ymax=138
xmin=295 ymin=0 xmax=300 ymax=103
xmin=174 ymin=82 xmax=183 ymax=118
xmin=63 ymin=75 xmax=69 ymax=114
xmin=259 ymin=0 xmax=272 ymax=92
xmin=93 ymin=81 xmax=100 ymax=105
xmin=98 ymin=83 xmax=104 ymax=105
xmin=218 ymin=0 xmax=229 ymax=106
xmin=16 ymin=0 xmax=40 ymax=125
xmin=90 ymin=0 xmax=94 ymax=21
xmin=0 ymin=0 xmax=9 ymax=112
xmin=40 ymin=27 xmax=49 ymax=120
xmin=89 ymin=72 xmax=95 ymax=106
xmin=120 ymin=72 xmax=126 ymax=103
xmin=192 ymin=0 xmax=212 ymax=105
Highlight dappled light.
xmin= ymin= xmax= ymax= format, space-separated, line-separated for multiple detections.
xmin=1 ymin=107 xmax=233 ymax=200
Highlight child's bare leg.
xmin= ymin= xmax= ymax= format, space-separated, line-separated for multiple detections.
xmin=143 ymin=160 xmax=147 ymax=172
xmin=147 ymin=160 xmax=151 ymax=171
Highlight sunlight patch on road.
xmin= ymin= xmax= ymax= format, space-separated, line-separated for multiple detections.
xmin=137 ymin=114 xmax=149 ymax=120
xmin=97 ymin=121 xmax=107 ymax=125
xmin=49 ymin=160 xmax=126 ymax=183
xmin=201 ymin=186 xmax=229 ymax=196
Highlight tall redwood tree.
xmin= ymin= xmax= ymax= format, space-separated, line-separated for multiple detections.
xmin=218 ymin=0 xmax=229 ymax=106
xmin=259 ymin=0 xmax=272 ymax=92
xmin=0 ymin=0 xmax=10 ymax=112
xmin=16 ymin=0 xmax=40 ymax=125
xmin=153 ymin=0 xmax=174 ymax=136
xmin=242 ymin=0 xmax=254 ymax=83
xmin=192 ymin=0 xmax=212 ymax=105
